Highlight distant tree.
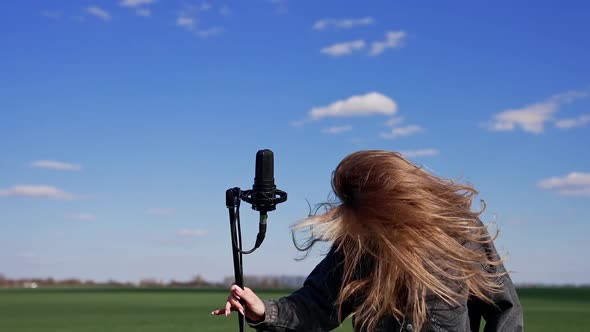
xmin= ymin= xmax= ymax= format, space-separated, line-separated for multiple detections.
xmin=189 ymin=275 xmax=208 ymax=287
xmin=139 ymin=278 xmax=161 ymax=287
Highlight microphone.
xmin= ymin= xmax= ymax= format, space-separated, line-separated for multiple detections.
xmin=252 ymin=149 xmax=277 ymax=213
xmin=242 ymin=149 xmax=287 ymax=213
xmin=241 ymin=149 xmax=287 ymax=249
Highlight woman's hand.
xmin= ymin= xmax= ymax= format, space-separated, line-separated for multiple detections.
xmin=212 ymin=285 xmax=266 ymax=322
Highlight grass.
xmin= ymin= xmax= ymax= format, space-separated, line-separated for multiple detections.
xmin=0 ymin=287 xmax=588 ymax=331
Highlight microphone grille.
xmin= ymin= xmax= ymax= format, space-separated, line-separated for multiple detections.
xmin=255 ymin=149 xmax=274 ymax=185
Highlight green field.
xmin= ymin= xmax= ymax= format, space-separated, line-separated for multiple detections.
xmin=0 ymin=287 xmax=589 ymax=331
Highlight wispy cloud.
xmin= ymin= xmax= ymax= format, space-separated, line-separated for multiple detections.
xmin=313 ymin=17 xmax=375 ymax=30
xmin=175 ymin=4 xmax=224 ymax=37
xmin=66 ymin=213 xmax=96 ymax=221
xmin=148 ymin=208 xmax=176 ymax=216
xmin=398 ymin=149 xmax=439 ymax=158
xmin=384 ymin=117 xmax=404 ymax=127
xmin=177 ymin=16 xmax=196 ymax=30
xmin=119 ymin=0 xmax=154 ymax=17
xmin=0 ymin=185 xmax=77 ymax=200
xmin=270 ymin=0 xmax=288 ymax=14
xmin=370 ymin=31 xmax=406 ymax=56
xmin=196 ymin=27 xmax=223 ymax=38
xmin=200 ymin=2 xmax=212 ymax=11
xmin=136 ymin=8 xmax=151 ymax=17
xmin=41 ymin=10 xmax=63 ymax=20
xmin=30 ymin=160 xmax=81 ymax=171
xmin=380 ymin=117 xmax=425 ymax=140
xmin=555 ymin=114 xmax=590 ymax=129
xmin=86 ymin=6 xmax=111 ymax=22
xmin=322 ymin=125 xmax=353 ymax=134
xmin=485 ymin=90 xmax=588 ymax=134
xmin=309 ymin=92 xmax=397 ymax=120
xmin=178 ymin=229 xmax=209 ymax=237
xmin=119 ymin=0 xmax=154 ymax=7
xmin=538 ymin=172 xmax=590 ymax=197
xmin=380 ymin=125 xmax=424 ymax=139
xmin=320 ymin=40 xmax=365 ymax=57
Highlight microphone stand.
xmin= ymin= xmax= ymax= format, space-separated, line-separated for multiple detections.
xmin=226 ymin=188 xmax=246 ymax=332
xmin=224 ymin=150 xmax=287 ymax=332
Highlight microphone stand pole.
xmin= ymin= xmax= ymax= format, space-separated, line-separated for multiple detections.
xmin=226 ymin=187 xmax=246 ymax=332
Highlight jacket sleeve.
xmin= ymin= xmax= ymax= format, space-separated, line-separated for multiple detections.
xmin=468 ymin=239 xmax=524 ymax=332
xmin=247 ymin=246 xmax=352 ymax=332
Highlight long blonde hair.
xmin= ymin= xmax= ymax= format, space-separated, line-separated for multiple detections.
xmin=294 ymin=150 xmax=505 ymax=331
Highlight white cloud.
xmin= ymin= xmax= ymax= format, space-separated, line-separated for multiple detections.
xmin=320 ymin=40 xmax=366 ymax=57
xmin=380 ymin=125 xmax=424 ymax=139
xmin=178 ymin=229 xmax=208 ymax=237
xmin=196 ymin=27 xmax=223 ymax=38
xmin=41 ymin=10 xmax=62 ymax=20
xmin=486 ymin=90 xmax=588 ymax=134
xmin=398 ymin=149 xmax=439 ymax=158
xmin=538 ymin=172 xmax=590 ymax=197
xmin=66 ymin=213 xmax=96 ymax=221
xmin=119 ymin=0 xmax=153 ymax=16
xmin=322 ymin=125 xmax=353 ymax=134
xmin=310 ymin=92 xmax=397 ymax=120
xmin=385 ymin=117 xmax=404 ymax=127
xmin=148 ymin=208 xmax=176 ymax=216
xmin=119 ymin=0 xmax=154 ymax=7
xmin=136 ymin=8 xmax=151 ymax=17
xmin=555 ymin=114 xmax=590 ymax=129
xmin=270 ymin=0 xmax=288 ymax=14
xmin=177 ymin=16 xmax=196 ymax=30
xmin=176 ymin=4 xmax=224 ymax=35
xmin=200 ymin=2 xmax=212 ymax=11
xmin=87 ymin=6 xmax=111 ymax=21
xmin=381 ymin=116 xmax=426 ymax=140
xmin=30 ymin=160 xmax=81 ymax=171
xmin=370 ymin=31 xmax=406 ymax=56
xmin=0 ymin=185 xmax=77 ymax=200
xmin=313 ymin=17 xmax=374 ymax=30
xmin=290 ymin=119 xmax=307 ymax=127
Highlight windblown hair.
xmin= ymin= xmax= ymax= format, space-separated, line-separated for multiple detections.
xmin=294 ymin=150 xmax=505 ymax=331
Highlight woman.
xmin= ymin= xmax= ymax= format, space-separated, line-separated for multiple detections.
xmin=213 ymin=150 xmax=523 ymax=331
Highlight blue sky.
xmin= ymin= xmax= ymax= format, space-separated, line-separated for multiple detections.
xmin=1 ymin=0 xmax=589 ymax=285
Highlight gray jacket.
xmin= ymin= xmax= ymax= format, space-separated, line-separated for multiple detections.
xmin=248 ymin=242 xmax=523 ymax=332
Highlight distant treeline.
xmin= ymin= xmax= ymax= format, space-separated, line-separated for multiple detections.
xmin=0 ymin=274 xmax=306 ymax=289
xmin=3 ymin=274 xmax=586 ymax=290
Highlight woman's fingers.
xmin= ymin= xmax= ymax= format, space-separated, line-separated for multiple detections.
xmin=231 ymin=285 xmax=253 ymax=305
xmin=211 ymin=294 xmax=245 ymax=317
xmin=213 ymin=285 xmax=264 ymax=322
xmin=230 ymin=285 xmax=265 ymax=321
xmin=228 ymin=294 xmax=245 ymax=315
xmin=211 ymin=308 xmax=225 ymax=315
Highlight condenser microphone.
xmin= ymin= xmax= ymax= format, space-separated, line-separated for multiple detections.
xmin=250 ymin=150 xmax=275 ymax=249
xmin=240 ymin=149 xmax=287 ymax=249
xmin=252 ymin=149 xmax=276 ymax=213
